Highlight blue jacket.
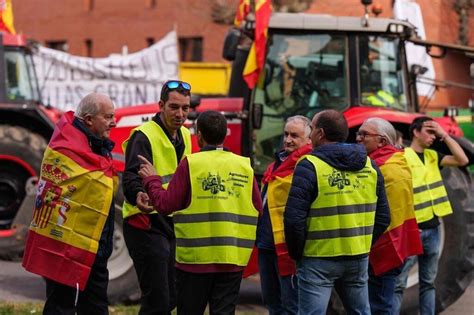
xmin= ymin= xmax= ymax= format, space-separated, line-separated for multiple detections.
xmin=283 ymin=143 xmax=390 ymax=261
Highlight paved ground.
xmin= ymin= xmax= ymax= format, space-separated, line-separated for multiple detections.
xmin=0 ymin=260 xmax=472 ymax=314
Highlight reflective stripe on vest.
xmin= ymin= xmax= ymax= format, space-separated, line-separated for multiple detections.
xmin=174 ymin=150 xmax=258 ymax=266
xmin=404 ymin=148 xmax=452 ymax=223
xmin=367 ymin=90 xmax=395 ymax=107
xmin=303 ymin=155 xmax=378 ymax=257
xmin=121 ymin=121 xmax=191 ymax=219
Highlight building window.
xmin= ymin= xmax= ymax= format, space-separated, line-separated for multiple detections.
xmin=46 ymin=40 xmax=68 ymax=52
xmin=145 ymin=0 xmax=156 ymax=9
xmin=178 ymin=37 xmax=203 ymax=62
xmin=84 ymin=39 xmax=93 ymax=57
xmin=146 ymin=37 xmax=155 ymax=47
xmin=83 ymin=0 xmax=94 ymax=11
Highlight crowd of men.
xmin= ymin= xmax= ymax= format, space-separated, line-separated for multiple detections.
xmin=22 ymin=81 xmax=468 ymax=315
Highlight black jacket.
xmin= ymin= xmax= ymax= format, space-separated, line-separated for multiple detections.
xmin=283 ymin=143 xmax=390 ymax=261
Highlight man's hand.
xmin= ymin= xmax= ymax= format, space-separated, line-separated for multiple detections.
xmin=423 ymin=120 xmax=447 ymax=139
xmin=138 ymin=155 xmax=157 ymax=178
xmin=136 ymin=191 xmax=153 ymax=213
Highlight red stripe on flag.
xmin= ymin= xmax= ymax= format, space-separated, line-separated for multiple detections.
xmin=243 ymin=246 xmax=259 ymax=278
xmin=22 ymin=230 xmax=96 ymax=290
xmin=48 ymin=112 xmax=115 ymax=178
xmin=243 ymin=0 xmax=272 ymax=88
xmin=369 ymin=218 xmax=422 ymax=275
xmin=274 ymin=243 xmax=296 ymax=276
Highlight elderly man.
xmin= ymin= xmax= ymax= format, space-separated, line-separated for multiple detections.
xmin=23 ymin=93 xmax=117 ymax=315
xmin=393 ymin=117 xmax=468 ymax=315
xmin=356 ymin=118 xmax=422 ymax=314
xmin=137 ymin=110 xmax=262 ymax=315
xmin=122 ymin=80 xmax=192 ymax=314
xmin=256 ymin=115 xmax=312 ymax=315
xmin=284 ymin=110 xmax=390 ymax=314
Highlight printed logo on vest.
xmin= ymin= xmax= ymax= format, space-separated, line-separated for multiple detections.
xmin=328 ymin=169 xmax=351 ymax=190
xmin=201 ymin=172 xmax=226 ymax=195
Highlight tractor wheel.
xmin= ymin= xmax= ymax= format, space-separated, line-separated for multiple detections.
xmin=107 ymin=187 xmax=140 ymax=304
xmin=400 ymin=167 xmax=474 ymax=314
xmin=327 ymin=167 xmax=474 ymax=314
xmin=0 ymin=125 xmax=46 ymax=231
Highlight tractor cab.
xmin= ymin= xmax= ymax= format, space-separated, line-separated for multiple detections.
xmin=229 ymin=13 xmax=416 ymax=173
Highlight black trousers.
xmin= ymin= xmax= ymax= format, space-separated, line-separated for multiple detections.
xmin=43 ymin=259 xmax=109 ymax=315
xmin=176 ymin=269 xmax=243 ymax=315
xmin=123 ymin=222 xmax=176 ymax=315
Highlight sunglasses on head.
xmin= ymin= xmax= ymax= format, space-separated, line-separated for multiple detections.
xmin=165 ymin=80 xmax=191 ymax=91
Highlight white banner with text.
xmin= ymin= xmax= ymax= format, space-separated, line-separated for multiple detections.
xmin=33 ymin=31 xmax=179 ymax=111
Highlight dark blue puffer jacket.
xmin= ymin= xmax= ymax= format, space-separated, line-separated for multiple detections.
xmin=283 ymin=143 xmax=390 ymax=261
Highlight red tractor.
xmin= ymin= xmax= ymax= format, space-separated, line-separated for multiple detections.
xmin=110 ymin=10 xmax=474 ymax=313
xmin=0 ymin=7 xmax=473 ymax=315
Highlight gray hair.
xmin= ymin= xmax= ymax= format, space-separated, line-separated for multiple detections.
xmin=74 ymin=93 xmax=108 ymax=119
xmin=286 ymin=115 xmax=312 ymax=138
xmin=364 ymin=117 xmax=397 ymax=145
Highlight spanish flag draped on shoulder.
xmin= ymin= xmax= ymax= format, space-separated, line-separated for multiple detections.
xmin=369 ymin=145 xmax=422 ymax=276
xmin=0 ymin=0 xmax=16 ymax=34
xmin=22 ymin=111 xmax=118 ymax=290
xmin=243 ymin=0 xmax=272 ymax=88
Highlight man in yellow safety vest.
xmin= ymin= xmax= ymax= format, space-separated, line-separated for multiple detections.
xmin=393 ymin=116 xmax=468 ymax=315
xmin=121 ymin=80 xmax=192 ymax=314
xmin=284 ymin=109 xmax=390 ymax=314
xmin=137 ymin=110 xmax=262 ymax=315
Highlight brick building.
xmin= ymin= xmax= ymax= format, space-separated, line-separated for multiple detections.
xmin=13 ymin=0 xmax=474 ymax=110
xmin=14 ymin=0 xmax=230 ymax=61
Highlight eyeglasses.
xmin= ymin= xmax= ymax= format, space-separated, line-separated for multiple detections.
xmin=356 ymin=131 xmax=385 ymax=139
xmin=165 ymin=80 xmax=191 ymax=91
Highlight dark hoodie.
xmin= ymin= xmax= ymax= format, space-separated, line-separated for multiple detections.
xmin=283 ymin=143 xmax=390 ymax=261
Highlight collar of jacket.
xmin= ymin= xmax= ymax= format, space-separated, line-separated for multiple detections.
xmin=200 ymin=145 xmax=230 ymax=152
xmin=72 ymin=117 xmax=115 ymax=157
xmin=262 ymin=143 xmax=312 ymax=185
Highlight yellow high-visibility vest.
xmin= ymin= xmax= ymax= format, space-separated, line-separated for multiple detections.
xmin=174 ymin=150 xmax=258 ymax=266
xmin=303 ymin=155 xmax=378 ymax=257
xmin=367 ymin=90 xmax=395 ymax=107
xmin=404 ymin=148 xmax=452 ymax=223
xmin=122 ymin=120 xmax=191 ymax=219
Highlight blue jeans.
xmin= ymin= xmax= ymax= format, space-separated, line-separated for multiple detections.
xmin=258 ymin=248 xmax=298 ymax=315
xmin=368 ymin=266 xmax=402 ymax=314
xmin=297 ymin=256 xmax=370 ymax=315
xmin=393 ymin=226 xmax=440 ymax=315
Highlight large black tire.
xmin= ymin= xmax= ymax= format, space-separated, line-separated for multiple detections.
xmin=400 ymin=167 xmax=474 ymax=314
xmin=107 ymin=186 xmax=141 ymax=304
xmin=0 ymin=125 xmax=46 ymax=231
xmin=327 ymin=167 xmax=474 ymax=315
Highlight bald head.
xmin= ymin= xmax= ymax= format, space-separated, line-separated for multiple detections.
xmin=75 ymin=93 xmax=116 ymax=139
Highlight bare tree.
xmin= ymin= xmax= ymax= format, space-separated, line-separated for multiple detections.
xmin=211 ymin=0 xmax=316 ymax=24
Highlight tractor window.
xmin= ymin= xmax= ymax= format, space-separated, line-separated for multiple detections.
xmin=252 ymin=33 xmax=347 ymax=174
xmin=359 ymin=36 xmax=407 ymax=110
xmin=4 ymin=51 xmax=36 ymax=101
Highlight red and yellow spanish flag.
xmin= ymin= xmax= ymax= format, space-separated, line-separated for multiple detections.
xmin=234 ymin=0 xmax=251 ymax=27
xmin=369 ymin=145 xmax=422 ymax=276
xmin=22 ymin=112 xmax=117 ymax=290
xmin=0 ymin=0 xmax=15 ymax=34
xmin=243 ymin=0 xmax=272 ymax=88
